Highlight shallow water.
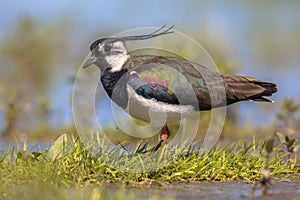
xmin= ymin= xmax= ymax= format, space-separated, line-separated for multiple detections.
xmin=101 ymin=181 xmax=300 ymax=200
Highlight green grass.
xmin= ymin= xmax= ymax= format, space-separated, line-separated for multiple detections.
xmin=0 ymin=134 xmax=299 ymax=199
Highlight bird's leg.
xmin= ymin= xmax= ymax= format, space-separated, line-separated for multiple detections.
xmin=153 ymin=126 xmax=170 ymax=152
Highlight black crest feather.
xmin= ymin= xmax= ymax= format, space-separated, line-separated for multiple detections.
xmin=89 ymin=25 xmax=174 ymax=51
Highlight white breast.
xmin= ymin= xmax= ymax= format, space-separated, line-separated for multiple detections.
xmin=124 ymin=85 xmax=195 ymax=126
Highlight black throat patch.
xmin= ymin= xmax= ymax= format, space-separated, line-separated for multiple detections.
xmin=100 ymin=68 xmax=129 ymax=109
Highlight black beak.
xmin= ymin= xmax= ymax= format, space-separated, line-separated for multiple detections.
xmin=82 ymin=53 xmax=97 ymax=68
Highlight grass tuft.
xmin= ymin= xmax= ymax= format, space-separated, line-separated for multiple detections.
xmin=0 ymin=134 xmax=299 ymax=198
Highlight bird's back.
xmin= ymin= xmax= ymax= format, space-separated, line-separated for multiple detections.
xmin=127 ymin=55 xmax=277 ymax=110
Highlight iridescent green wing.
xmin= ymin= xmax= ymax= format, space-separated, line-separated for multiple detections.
xmin=128 ymin=55 xmax=217 ymax=109
xmin=129 ymin=55 xmax=277 ymax=110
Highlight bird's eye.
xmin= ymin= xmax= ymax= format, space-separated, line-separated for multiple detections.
xmin=104 ymin=45 xmax=111 ymax=52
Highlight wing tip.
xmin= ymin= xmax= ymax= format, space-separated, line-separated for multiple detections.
xmin=251 ymin=96 xmax=275 ymax=103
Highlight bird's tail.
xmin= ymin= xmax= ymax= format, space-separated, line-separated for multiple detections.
xmin=222 ymin=75 xmax=278 ymax=103
xmin=249 ymin=81 xmax=277 ymax=102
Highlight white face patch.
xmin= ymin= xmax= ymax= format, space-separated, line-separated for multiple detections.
xmin=112 ymin=41 xmax=126 ymax=51
xmin=106 ymin=53 xmax=130 ymax=72
xmin=98 ymin=41 xmax=129 ymax=72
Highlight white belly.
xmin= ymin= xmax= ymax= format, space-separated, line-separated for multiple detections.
xmin=124 ymin=86 xmax=195 ymax=126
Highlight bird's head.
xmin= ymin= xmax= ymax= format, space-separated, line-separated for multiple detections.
xmin=83 ymin=25 xmax=174 ymax=73
xmin=83 ymin=38 xmax=129 ymax=72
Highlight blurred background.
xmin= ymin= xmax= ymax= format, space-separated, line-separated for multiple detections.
xmin=0 ymin=0 xmax=299 ymax=143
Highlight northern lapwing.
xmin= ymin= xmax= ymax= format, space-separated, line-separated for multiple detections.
xmin=83 ymin=26 xmax=277 ymax=151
